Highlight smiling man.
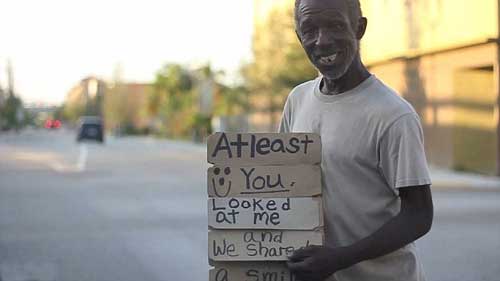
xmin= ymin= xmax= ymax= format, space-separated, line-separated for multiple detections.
xmin=279 ymin=0 xmax=434 ymax=281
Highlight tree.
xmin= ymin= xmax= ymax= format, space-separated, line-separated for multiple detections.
xmin=215 ymin=84 xmax=249 ymax=116
xmin=242 ymin=3 xmax=317 ymax=130
xmin=0 ymin=94 xmax=23 ymax=131
xmin=148 ymin=63 xmax=195 ymax=138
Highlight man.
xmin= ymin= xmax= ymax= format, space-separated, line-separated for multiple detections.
xmin=279 ymin=0 xmax=434 ymax=280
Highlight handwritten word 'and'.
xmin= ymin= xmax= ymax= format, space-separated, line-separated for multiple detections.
xmin=210 ymin=231 xmax=317 ymax=259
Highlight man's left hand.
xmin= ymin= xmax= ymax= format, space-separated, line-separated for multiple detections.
xmin=287 ymin=245 xmax=350 ymax=281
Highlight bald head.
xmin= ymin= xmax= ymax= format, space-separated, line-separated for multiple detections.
xmin=294 ymin=0 xmax=362 ymax=30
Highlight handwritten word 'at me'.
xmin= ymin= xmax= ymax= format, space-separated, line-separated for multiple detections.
xmin=211 ymin=133 xmax=315 ymax=159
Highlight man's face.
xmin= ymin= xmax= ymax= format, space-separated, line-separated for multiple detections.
xmin=296 ymin=0 xmax=359 ymax=80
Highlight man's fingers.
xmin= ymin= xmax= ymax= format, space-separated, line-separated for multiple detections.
xmin=288 ymin=246 xmax=317 ymax=262
xmin=287 ymin=259 xmax=312 ymax=272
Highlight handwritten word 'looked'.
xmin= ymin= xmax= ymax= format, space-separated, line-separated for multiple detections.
xmin=210 ymin=198 xmax=291 ymax=226
xmin=211 ymin=133 xmax=314 ymax=158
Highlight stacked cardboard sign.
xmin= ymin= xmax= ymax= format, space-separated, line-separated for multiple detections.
xmin=207 ymin=132 xmax=323 ymax=281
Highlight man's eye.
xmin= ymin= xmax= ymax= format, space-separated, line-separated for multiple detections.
xmin=302 ymin=29 xmax=315 ymax=36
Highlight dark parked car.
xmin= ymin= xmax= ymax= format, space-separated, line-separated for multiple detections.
xmin=77 ymin=116 xmax=104 ymax=143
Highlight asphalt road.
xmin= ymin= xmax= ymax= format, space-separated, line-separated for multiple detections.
xmin=0 ymin=129 xmax=499 ymax=281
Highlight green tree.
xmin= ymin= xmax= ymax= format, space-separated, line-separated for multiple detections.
xmin=61 ymin=93 xmax=86 ymax=123
xmin=0 ymin=94 xmax=23 ymax=131
xmin=242 ymin=4 xmax=317 ymax=130
xmin=148 ymin=63 xmax=195 ymax=138
xmin=215 ymin=84 xmax=249 ymax=116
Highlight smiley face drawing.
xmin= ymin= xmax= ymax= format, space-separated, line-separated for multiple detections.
xmin=211 ymin=167 xmax=232 ymax=197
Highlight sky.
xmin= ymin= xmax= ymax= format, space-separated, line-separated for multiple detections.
xmin=0 ymin=0 xmax=254 ymax=105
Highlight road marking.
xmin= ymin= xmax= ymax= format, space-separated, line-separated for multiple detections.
xmin=50 ymin=144 xmax=88 ymax=173
xmin=76 ymin=144 xmax=88 ymax=172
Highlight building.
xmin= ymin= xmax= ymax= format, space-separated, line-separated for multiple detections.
xmin=63 ymin=77 xmax=153 ymax=133
xmin=361 ymin=0 xmax=499 ymax=175
xmin=63 ymin=77 xmax=106 ymax=122
xmin=103 ymin=82 xmax=153 ymax=133
xmin=251 ymin=0 xmax=500 ymax=175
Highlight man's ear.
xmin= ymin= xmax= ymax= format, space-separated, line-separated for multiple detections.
xmin=356 ymin=17 xmax=367 ymax=39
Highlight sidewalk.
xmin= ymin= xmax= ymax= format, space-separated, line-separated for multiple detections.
xmin=430 ymin=166 xmax=500 ymax=191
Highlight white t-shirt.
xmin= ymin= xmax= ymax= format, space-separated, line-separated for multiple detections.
xmin=279 ymin=75 xmax=432 ymax=281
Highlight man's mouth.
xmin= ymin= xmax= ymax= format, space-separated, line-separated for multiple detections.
xmin=318 ymin=53 xmax=338 ymax=65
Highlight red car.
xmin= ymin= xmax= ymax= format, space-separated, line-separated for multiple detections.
xmin=45 ymin=119 xmax=62 ymax=129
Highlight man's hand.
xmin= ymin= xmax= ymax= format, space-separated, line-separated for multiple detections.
xmin=287 ymin=245 xmax=350 ymax=281
xmin=287 ymin=185 xmax=433 ymax=281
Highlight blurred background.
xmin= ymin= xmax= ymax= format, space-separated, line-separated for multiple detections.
xmin=0 ymin=0 xmax=499 ymax=281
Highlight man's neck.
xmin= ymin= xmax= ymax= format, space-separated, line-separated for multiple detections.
xmin=320 ymin=56 xmax=371 ymax=95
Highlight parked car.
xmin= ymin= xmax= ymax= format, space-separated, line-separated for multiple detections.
xmin=77 ymin=116 xmax=104 ymax=143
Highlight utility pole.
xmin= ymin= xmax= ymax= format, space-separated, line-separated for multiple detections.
xmin=6 ymin=59 xmax=14 ymax=97
xmin=0 ymin=64 xmax=4 ymax=105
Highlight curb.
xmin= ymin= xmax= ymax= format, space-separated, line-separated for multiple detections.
xmin=431 ymin=179 xmax=500 ymax=191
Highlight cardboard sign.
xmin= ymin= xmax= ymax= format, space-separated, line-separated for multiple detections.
xmin=208 ymin=197 xmax=322 ymax=230
xmin=209 ymin=230 xmax=323 ymax=261
xmin=207 ymin=133 xmax=321 ymax=166
xmin=207 ymin=165 xmax=321 ymax=198
xmin=209 ymin=262 xmax=295 ymax=281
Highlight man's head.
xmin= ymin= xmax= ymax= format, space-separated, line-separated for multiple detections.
xmin=294 ymin=0 xmax=367 ymax=80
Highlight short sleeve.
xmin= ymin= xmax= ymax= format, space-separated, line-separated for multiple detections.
xmin=278 ymin=98 xmax=291 ymax=133
xmin=378 ymin=113 xmax=432 ymax=190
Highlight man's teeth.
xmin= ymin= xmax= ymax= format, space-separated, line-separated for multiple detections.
xmin=319 ymin=53 xmax=337 ymax=65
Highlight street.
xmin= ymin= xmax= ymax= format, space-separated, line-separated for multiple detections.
xmin=0 ymin=129 xmax=499 ymax=281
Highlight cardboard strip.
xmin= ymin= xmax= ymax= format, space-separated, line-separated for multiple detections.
xmin=207 ymin=165 xmax=321 ymax=198
xmin=207 ymin=133 xmax=321 ymax=166
xmin=208 ymin=229 xmax=323 ymax=261
xmin=209 ymin=262 xmax=295 ymax=281
xmin=208 ymin=197 xmax=322 ymax=230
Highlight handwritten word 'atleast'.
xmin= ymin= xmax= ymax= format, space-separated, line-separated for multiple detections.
xmin=207 ymin=165 xmax=321 ymax=198
xmin=209 ymin=230 xmax=323 ymax=261
xmin=208 ymin=197 xmax=322 ymax=230
xmin=207 ymin=133 xmax=321 ymax=165
xmin=209 ymin=262 xmax=295 ymax=281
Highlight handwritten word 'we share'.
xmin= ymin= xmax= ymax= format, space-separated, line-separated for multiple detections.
xmin=209 ymin=230 xmax=323 ymax=261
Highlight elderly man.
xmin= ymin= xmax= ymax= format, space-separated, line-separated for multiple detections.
xmin=279 ymin=0 xmax=434 ymax=280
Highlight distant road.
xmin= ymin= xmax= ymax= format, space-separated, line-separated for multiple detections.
xmin=0 ymin=129 xmax=499 ymax=281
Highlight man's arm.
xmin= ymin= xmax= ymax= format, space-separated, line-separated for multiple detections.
xmin=288 ymin=185 xmax=433 ymax=281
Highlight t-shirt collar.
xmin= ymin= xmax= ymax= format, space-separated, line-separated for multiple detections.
xmin=313 ymin=75 xmax=376 ymax=103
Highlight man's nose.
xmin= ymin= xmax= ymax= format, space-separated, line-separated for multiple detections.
xmin=316 ymin=29 xmax=334 ymax=47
